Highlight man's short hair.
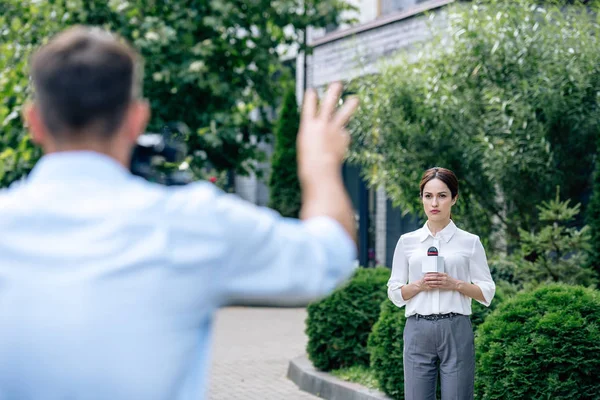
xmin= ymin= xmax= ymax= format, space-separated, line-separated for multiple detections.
xmin=30 ymin=26 xmax=142 ymax=141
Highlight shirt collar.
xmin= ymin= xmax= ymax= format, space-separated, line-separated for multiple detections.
xmin=27 ymin=151 xmax=132 ymax=183
xmin=419 ymin=220 xmax=457 ymax=243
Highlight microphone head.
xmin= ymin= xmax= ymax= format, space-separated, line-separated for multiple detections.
xmin=427 ymin=246 xmax=438 ymax=256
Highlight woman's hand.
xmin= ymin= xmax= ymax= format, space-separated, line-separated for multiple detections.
xmin=414 ymin=277 xmax=435 ymax=292
xmin=423 ymin=273 xmax=460 ymax=290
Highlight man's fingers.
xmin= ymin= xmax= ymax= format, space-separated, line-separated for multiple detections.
xmin=341 ymin=128 xmax=351 ymax=149
xmin=319 ymin=82 xmax=343 ymax=120
xmin=332 ymin=96 xmax=359 ymax=128
xmin=301 ymin=88 xmax=318 ymax=122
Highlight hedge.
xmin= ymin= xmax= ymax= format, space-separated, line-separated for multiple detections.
xmin=470 ymin=282 xmax=514 ymax=331
xmin=305 ymin=266 xmax=390 ymax=371
xmin=367 ymin=299 xmax=407 ymax=399
xmin=475 ymin=284 xmax=600 ymax=399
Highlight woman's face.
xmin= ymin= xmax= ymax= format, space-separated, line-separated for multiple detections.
xmin=422 ymin=178 xmax=456 ymax=222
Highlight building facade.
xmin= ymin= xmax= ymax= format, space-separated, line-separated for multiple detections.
xmin=237 ymin=0 xmax=456 ymax=267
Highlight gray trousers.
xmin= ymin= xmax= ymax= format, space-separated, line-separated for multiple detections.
xmin=403 ymin=314 xmax=475 ymax=400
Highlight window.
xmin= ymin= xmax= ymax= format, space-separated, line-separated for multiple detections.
xmin=325 ymin=22 xmax=339 ymax=34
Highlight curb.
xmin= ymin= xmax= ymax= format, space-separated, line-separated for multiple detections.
xmin=287 ymin=355 xmax=393 ymax=400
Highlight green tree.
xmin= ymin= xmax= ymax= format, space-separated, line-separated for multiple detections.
xmin=586 ymin=135 xmax=600 ymax=276
xmin=510 ymin=188 xmax=597 ymax=287
xmin=0 ymin=0 xmax=79 ymax=185
xmin=349 ymin=0 xmax=600 ymax=248
xmin=0 ymin=0 xmax=355 ymax=187
xmin=268 ymin=85 xmax=301 ymax=217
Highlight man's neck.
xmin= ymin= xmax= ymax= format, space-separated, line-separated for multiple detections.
xmin=44 ymin=140 xmax=131 ymax=168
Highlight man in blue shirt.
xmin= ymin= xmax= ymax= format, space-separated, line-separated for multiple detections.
xmin=0 ymin=26 xmax=359 ymax=399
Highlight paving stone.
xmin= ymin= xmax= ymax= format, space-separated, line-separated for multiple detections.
xmin=208 ymin=307 xmax=319 ymax=400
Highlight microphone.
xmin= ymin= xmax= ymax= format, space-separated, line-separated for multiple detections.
xmin=422 ymin=246 xmax=444 ymax=273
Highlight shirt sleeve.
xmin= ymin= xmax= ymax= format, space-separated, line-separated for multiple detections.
xmin=387 ymin=236 xmax=409 ymax=308
xmin=215 ymin=191 xmax=357 ymax=306
xmin=469 ymin=236 xmax=496 ymax=307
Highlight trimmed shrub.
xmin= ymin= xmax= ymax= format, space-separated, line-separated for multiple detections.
xmin=475 ymin=284 xmax=600 ymax=399
xmin=305 ymin=266 xmax=390 ymax=371
xmin=470 ymin=280 xmax=516 ymax=331
xmin=367 ymin=299 xmax=407 ymax=400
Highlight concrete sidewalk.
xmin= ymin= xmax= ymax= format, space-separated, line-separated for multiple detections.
xmin=208 ymin=307 xmax=319 ymax=400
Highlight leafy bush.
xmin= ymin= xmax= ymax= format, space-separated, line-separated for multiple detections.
xmin=470 ymin=280 xmax=515 ymax=331
xmin=305 ymin=266 xmax=390 ymax=371
xmin=0 ymin=0 xmax=74 ymax=186
xmin=349 ymin=0 xmax=600 ymax=247
xmin=367 ymin=299 xmax=407 ymax=400
xmin=268 ymin=85 xmax=301 ymax=218
xmin=475 ymin=284 xmax=600 ymax=399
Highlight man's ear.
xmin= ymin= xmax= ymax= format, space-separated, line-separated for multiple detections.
xmin=23 ymin=102 xmax=48 ymax=145
xmin=125 ymin=100 xmax=150 ymax=144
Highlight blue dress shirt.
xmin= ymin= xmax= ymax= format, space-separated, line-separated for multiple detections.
xmin=0 ymin=151 xmax=357 ymax=400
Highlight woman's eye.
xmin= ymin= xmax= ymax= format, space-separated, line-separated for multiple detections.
xmin=441 ymin=194 xmax=447 ymax=198
xmin=425 ymin=194 xmax=431 ymax=198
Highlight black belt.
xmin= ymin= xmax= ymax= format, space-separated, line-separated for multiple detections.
xmin=414 ymin=312 xmax=462 ymax=321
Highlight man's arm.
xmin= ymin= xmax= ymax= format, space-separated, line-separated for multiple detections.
xmin=296 ymin=83 xmax=358 ymax=241
xmin=215 ymin=194 xmax=356 ymax=305
xmin=216 ymin=82 xmax=360 ymax=305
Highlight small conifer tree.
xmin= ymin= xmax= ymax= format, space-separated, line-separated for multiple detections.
xmin=268 ymin=86 xmax=302 ymax=217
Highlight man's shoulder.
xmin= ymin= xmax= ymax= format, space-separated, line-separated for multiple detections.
xmin=0 ymin=179 xmax=29 ymax=207
xmin=163 ymin=181 xmax=224 ymax=210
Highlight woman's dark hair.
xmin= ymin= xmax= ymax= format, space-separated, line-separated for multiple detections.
xmin=419 ymin=167 xmax=459 ymax=199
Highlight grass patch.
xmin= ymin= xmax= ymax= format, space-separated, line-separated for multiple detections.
xmin=330 ymin=365 xmax=381 ymax=391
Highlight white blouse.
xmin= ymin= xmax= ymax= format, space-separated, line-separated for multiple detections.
xmin=388 ymin=220 xmax=496 ymax=317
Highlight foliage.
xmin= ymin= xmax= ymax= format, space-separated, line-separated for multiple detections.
xmin=330 ymin=365 xmax=381 ymax=391
xmin=305 ymin=266 xmax=390 ymax=371
xmin=0 ymin=0 xmax=354 ymax=187
xmin=0 ymin=0 xmax=76 ymax=185
xmin=508 ymin=188 xmax=597 ymax=287
xmin=586 ymin=134 xmax=600 ymax=277
xmin=475 ymin=284 xmax=600 ymax=399
xmin=367 ymin=299 xmax=407 ymax=400
xmin=349 ymin=0 xmax=600 ymax=248
xmin=268 ymin=84 xmax=301 ymax=217
xmin=460 ymin=0 xmax=600 ymax=4
xmin=470 ymin=280 xmax=516 ymax=330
